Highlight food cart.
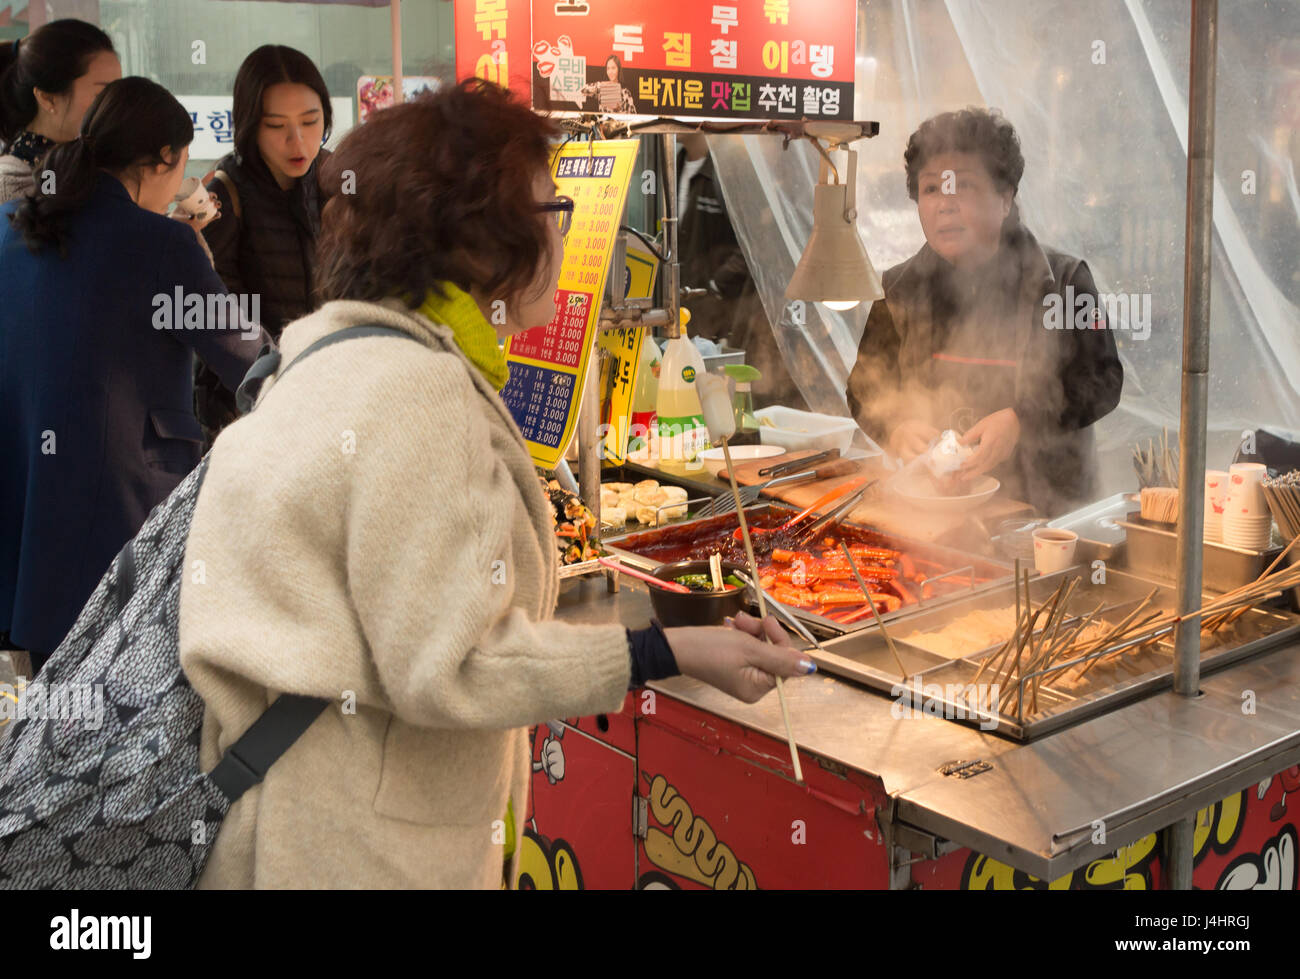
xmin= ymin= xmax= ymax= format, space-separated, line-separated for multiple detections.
xmin=453 ymin=0 xmax=1300 ymax=889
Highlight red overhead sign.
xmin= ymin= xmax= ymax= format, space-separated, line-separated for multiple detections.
xmin=455 ymin=0 xmax=857 ymax=121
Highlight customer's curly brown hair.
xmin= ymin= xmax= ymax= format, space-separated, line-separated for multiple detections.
xmin=316 ymin=79 xmax=559 ymax=307
xmin=903 ymin=107 xmax=1024 ymax=201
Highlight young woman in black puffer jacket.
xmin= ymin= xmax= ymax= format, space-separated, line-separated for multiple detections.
xmin=197 ymin=45 xmax=333 ymax=442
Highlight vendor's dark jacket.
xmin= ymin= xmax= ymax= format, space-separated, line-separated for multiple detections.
xmin=846 ymin=219 xmax=1123 ymax=516
xmin=0 ymin=173 xmax=265 ymax=666
xmin=676 ymin=150 xmax=806 ymax=409
xmin=195 ymin=148 xmax=329 ymax=438
xmin=677 ymin=150 xmax=751 ymax=341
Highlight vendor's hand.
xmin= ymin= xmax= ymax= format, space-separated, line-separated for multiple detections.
xmin=958 ymin=407 xmax=1021 ymax=477
xmin=665 ymin=612 xmax=814 ymax=704
xmin=889 ymin=419 xmax=940 ymax=462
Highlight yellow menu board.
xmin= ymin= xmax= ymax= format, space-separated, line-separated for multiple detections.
xmin=598 ymin=325 xmax=644 ymax=465
xmin=501 ymin=139 xmax=640 ymax=470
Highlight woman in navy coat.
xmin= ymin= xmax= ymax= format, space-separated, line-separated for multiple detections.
xmin=0 ymin=77 xmax=266 ymax=672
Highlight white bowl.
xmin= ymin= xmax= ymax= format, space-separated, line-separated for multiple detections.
xmin=889 ymin=471 xmax=1000 ymax=513
xmin=697 ymin=443 xmax=785 ymax=478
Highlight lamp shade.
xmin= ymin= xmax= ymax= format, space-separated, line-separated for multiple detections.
xmin=785 ymin=182 xmax=884 ymax=306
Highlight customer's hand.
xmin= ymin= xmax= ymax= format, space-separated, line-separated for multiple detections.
xmin=664 ymin=612 xmax=814 ymax=704
xmin=958 ymin=407 xmax=1021 ymax=477
xmin=889 ymin=419 xmax=940 ymax=462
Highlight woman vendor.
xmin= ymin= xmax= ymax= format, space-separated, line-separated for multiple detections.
xmin=845 ymin=108 xmax=1123 ymax=516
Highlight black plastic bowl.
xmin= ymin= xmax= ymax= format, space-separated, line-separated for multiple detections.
xmin=649 ymin=560 xmax=750 ymax=627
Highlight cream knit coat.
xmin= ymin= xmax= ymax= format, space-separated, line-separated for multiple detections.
xmin=0 ymin=154 xmax=36 ymax=205
xmin=179 ymin=298 xmax=631 ymax=888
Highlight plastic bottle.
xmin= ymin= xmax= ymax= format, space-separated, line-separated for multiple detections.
xmin=627 ymin=331 xmax=660 ymax=464
xmin=723 ymin=364 xmax=761 ymax=435
xmin=656 ymin=309 xmax=710 ymax=474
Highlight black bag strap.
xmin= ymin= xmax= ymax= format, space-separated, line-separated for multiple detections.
xmin=208 ymin=694 xmax=332 ymax=802
xmin=235 ymin=324 xmax=418 ymax=414
xmin=211 ymin=324 xmax=422 ymax=802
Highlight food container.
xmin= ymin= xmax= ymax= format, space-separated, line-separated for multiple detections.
xmin=604 ymin=503 xmax=1013 ymax=636
xmin=1116 ymin=513 xmax=1281 ymax=592
xmin=754 ymin=406 xmax=859 ymax=454
xmin=1046 ymin=492 xmax=1132 ymax=563
xmin=649 ymin=560 xmax=749 ymax=627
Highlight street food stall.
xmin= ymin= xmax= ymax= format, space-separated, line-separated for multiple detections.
xmin=455 ymin=0 xmax=1300 ymax=889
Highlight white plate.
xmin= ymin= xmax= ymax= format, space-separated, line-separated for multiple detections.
xmin=697 ymin=443 xmax=785 ymax=478
xmin=888 ymin=471 xmax=1000 ymax=513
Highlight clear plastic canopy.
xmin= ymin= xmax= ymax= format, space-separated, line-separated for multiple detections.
xmin=711 ymin=0 xmax=1300 ymax=497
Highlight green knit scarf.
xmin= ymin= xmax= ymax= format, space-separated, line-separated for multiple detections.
xmin=416 ymin=284 xmax=510 ymax=391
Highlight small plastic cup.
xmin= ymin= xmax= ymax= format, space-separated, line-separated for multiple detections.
xmin=1032 ymin=528 xmax=1079 ymax=575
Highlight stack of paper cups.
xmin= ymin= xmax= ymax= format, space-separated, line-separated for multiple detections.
xmin=1203 ymin=469 xmax=1227 ymax=543
xmin=1223 ymin=463 xmax=1272 ymax=550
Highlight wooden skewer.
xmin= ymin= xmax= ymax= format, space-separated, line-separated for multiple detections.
xmin=1075 ymin=591 xmax=1159 ymax=678
xmin=838 ymin=541 xmax=908 ymax=681
xmin=720 ymin=439 xmax=803 ymax=784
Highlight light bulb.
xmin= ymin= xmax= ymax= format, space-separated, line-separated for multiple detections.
xmin=822 ymin=300 xmax=861 ymax=311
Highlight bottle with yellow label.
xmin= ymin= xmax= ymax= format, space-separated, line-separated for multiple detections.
xmin=656 ymin=309 xmax=709 ymax=474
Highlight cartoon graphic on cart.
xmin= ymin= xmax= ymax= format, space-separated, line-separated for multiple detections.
xmin=532 ymin=720 xmax=566 ymax=784
xmin=1258 ymin=767 xmax=1300 ymax=822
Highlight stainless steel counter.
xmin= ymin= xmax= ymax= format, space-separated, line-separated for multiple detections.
xmin=555 ymin=573 xmax=1300 ymax=880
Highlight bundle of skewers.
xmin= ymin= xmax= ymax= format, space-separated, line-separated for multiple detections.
xmin=1139 ymin=486 xmax=1180 ymax=524
xmin=970 ymin=565 xmax=1170 ymax=719
xmin=1263 ymin=471 xmax=1300 ymax=541
xmin=975 ymin=531 xmax=1300 ymax=722
xmin=1133 ymin=428 xmax=1179 ymax=490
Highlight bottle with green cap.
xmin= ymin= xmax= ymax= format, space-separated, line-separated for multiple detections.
xmin=723 ymin=363 xmax=762 ymax=435
xmin=656 ymin=308 xmax=709 ymax=474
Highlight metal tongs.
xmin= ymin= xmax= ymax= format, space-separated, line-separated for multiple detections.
xmin=757 ymin=448 xmax=840 ymax=479
xmin=791 ymin=481 xmax=876 ymax=547
xmin=731 ymin=570 xmax=828 ymax=653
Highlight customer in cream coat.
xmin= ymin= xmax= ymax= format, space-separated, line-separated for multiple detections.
xmin=179 ymin=80 xmax=811 ymax=889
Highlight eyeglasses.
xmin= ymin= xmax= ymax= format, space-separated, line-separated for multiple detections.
xmin=536 ymin=196 xmax=574 ymax=238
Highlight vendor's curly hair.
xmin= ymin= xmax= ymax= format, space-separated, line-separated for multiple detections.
xmin=903 ymin=108 xmax=1024 ymax=200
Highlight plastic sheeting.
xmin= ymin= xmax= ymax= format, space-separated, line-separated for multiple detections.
xmin=711 ymin=0 xmax=1300 ymax=496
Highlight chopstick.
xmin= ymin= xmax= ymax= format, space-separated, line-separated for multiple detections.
xmin=720 ymin=439 xmax=804 ymax=784
xmin=596 ymin=558 xmax=692 ymax=594
xmin=838 ymin=541 xmax=908 ymax=681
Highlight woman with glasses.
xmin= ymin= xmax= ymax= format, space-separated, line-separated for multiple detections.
xmin=178 ymin=81 xmax=810 ymax=889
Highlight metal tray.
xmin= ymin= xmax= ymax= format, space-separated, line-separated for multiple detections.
xmin=807 ymin=567 xmax=1300 ymax=741
xmin=1116 ymin=514 xmax=1282 ymax=592
xmin=1047 ymin=492 xmax=1133 ymax=563
xmin=602 ymin=502 xmax=1014 ymax=637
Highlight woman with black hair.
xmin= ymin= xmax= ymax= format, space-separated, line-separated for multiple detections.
xmin=195 ymin=44 xmax=333 ymax=442
xmin=845 ymin=108 xmax=1123 ymax=516
xmin=0 ymin=77 xmax=267 ymax=674
xmin=0 ymin=19 xmax=119 ymax=203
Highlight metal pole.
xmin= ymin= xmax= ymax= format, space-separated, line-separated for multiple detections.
xmin=577 ymin=349 xmax=601 ymax=534
xmin=1166 ymin=0 xmax=1218 ymax=892
xmin=1173 ymin=0 xmax=1217 ymax=698
xmin=660 ymin=133 xmax=681 ymax=339
xmin=391 ymin=0 xmax=404 ymax=104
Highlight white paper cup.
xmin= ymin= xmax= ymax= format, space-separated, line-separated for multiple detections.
xmin=1205 ymin=470 xmax=1229 ymax=514
xmin=1227 ymin=463 xmax=1268 ymax=516
xmin=1223 ymin=511 xmax=1272 ymax=550
xmin=1203 ymin=515 xmax=1223 ymax=543
xmin=1033 ymin=528 xmax=1078 ymax=575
